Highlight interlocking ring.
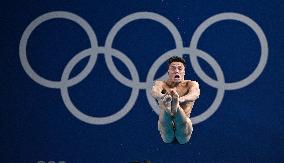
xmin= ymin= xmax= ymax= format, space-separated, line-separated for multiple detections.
xmin=104 ymin=12 xmax=183 ymax=89
xmin=145 ymin=47 xmax=226 ymax=124
xmin=19 ymin=11 xmax=268 ymax=125
xmin=19 ymin=11 xmax=99 ymax=88
xmin=60 ymin=47 xmax=139 ymax=124
xmin=189 ymin=12 xmax=268 ymax=90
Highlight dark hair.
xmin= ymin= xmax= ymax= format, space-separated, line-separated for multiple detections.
xmin=168 ymin=56 xmax=186 ymax=67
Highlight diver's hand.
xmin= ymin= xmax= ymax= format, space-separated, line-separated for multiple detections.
xmin=170 ymin=89 xmax=179 ymax=99
xmin=179 ymin=97 xmax=194 ymax=103
xmin=179 ymin=97 xmax=186 ymax=103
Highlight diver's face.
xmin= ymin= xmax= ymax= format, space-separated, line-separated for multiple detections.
xmin=168 ymin=62 xmax=185 ymax=83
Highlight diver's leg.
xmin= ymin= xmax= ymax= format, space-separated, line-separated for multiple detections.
xmin=158 ymin=94 xmax=174 ymax=143
xmin=174 ymin=107 xmax=193 ymax=144
xmin=158 ymin=109 xmax=175 ymax=143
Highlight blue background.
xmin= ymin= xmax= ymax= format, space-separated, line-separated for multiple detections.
xmin=1 ymin=0 xmax=283 ymax=162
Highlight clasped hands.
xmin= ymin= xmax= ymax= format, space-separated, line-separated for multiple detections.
xmin=159 ymin=88 xmax=188 ymax=104
xmin=158 ymin=88 xmax=184 ymax=116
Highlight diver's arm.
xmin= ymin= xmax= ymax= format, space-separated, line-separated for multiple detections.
xmin=179 ymin=81 xmax=200 ymax=103
xmin=151 ymin=81 xmax=165 ymax=101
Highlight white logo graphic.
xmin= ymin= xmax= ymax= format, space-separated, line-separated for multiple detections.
xmin=19 ymin=11 xmax=268 ymax=125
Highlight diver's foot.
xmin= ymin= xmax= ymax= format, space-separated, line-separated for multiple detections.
xmin=171 ymin=90 xmax=179 ymax=115
xmin=159 ymin=94 xmax=172 ymax=115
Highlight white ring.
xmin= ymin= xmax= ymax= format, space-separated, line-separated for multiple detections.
xmin=146 ymin=47 xmax=225 ymax=124
xmin=19 ymin=11 xmax=99 ymax=88
xmin=190 ymin=12 xmax=268 ymax=90
xmin=60 ymin=47 xmax=139 ymax=125
xmin=105 ymin=12 xmax=183 ymax=89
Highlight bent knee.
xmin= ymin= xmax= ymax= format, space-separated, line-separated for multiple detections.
xmin=175 ymin=122 xmax=193 ymax=144
xmin=175 ymin=134 xmax=191 ymax=144
xmin=161 ymin=133 xmax=175 ymax=143
xmin=158 ymin=121 xmax=175 ymax=143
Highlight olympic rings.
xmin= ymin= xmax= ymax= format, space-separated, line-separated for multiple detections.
xmin=19 ymin=11 xmax=268 ymax=125
xmin=190 ymin=13 xmax=268 ymax=90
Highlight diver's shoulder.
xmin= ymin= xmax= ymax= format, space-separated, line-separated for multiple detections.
xmin=183 ymin=80 xmax=199 ymax=87
xmin=153 ymin=80 xmax=165 ymax=86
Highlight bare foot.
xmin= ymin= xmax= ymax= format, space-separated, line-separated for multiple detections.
xmin=171 ymin=90 xmax=179 ymax=115
xmin=159 ymin=93 xmax=172 ymax=115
